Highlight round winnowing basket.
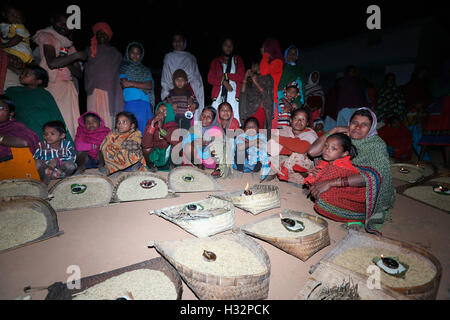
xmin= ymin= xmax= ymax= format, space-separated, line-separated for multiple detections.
xmin=48 ymin=174 xmax=114 ymax=211
xmin=240 ymin=210 xmax=330 ymax=261
xmin=211 ymin=184 xmax=280 ymax=215
xmin=0 ymin=196 xmax=62 ymax=253
xmin=113 ymin=172 xmax=175 ymax=202
xmin=319 ymin=231 xmax=442 ymax=300
xmin=294 ymin=261 xmax=411 ymax=300
xmin=391 ymin=163 xmax=427 ymax=184
xmin=148 ymin=231 xmax=270 ymax=300
xmin=149 ymin=197 xmax=235 ymax=238
xmin=44 ymin=257 xmax=182 ymax=300
xmin=397 ymin=181 xmax=450 ymax=213
xmin=168 ymin=166 xmax=223 ymax=193
xmin=0 ymin=179 xmax=48 ymax=199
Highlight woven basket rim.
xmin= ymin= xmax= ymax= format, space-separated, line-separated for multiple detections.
xmin=295 ymin=260 xmax=411 ymax=300
xmin=0 ymin=196 xmax=61 ymax=254
xmin=320 ymin=230 xmax=443 ymax=296
xmin=240 ymin=210 xmax=329 ymax=242
xmin=152 ymin=231 xmax=271 ymax=284
xmin=168 ymin=166 xmax=223 ymax=193
xmin=45 ymin=257 xmax=183 ymax=300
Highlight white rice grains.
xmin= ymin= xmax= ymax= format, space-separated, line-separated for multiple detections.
xmin=116 ymin=176 xmax=168 ymax=201
xmin=247 ymin=217 xmax=323 ymax=238
xmin=50 ymin=182 xmax=112 ymax=210
xmin=173 ymin=239 xmax=266 ymax=277
xmin=0 ymin=208 xmax=47 ymax=251
xmin=73 ymin=269 xmax=177 ymax=300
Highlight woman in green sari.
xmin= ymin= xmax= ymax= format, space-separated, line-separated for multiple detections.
xmin=4 ymin=65 xmax=73 ymax=143
xmin=142 ymin=102 xmax=179 ymax=172
xmin=308 ymin=108 xmax=395 ymax=235
xmin=277 ymin=45 xmax=306 ymax=106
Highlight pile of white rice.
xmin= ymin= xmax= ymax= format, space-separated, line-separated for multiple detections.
xmin=0 ymin=184 xmax=43 ymax=198
xmin=0 ymin=208 xmax=47 ymax=251
xmin=116 ymin=176 xmax=168 ymax=201
xmin=173 ymin=239 xmax=266 ymax=277
xmin=246 ymin=216 xmax=323 ymax=238
xmin=73 ymin=269 xmax=177 ymax=300
xmin=50 ymin=182 xmax=112 ymax=210
xmin=391 ymin=166 xmax=424 ymax=183
xmin=170 ymin=169 xmax=216 ymax=192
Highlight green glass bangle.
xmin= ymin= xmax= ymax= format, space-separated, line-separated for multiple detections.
xmin=159 ymin=129 xmax=168 ymax=138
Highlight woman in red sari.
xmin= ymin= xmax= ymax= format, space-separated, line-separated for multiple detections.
xmin=259 ymin=38 xmax=283 ymax=131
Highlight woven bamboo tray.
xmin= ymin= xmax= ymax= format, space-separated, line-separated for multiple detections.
xmin=48 ymin=174 xmax=115 ymax=212
xmin=391 ymin=163 xmax=427 ymax=184
xmin=396 ymin=181 xmax=450 ymax=213
xmin=0 ymin=179 xmax=48 ymax=199
xmin=168 ymin=166 xmax=223 ymax=193
xmin=148 ymin=231 xmax=271 ymax=300
xmin=112 ymin=172 xmax=176 ymax=203
xmin=211 ymin=184 xmax=280 ymax=215
xmin=0 ymin=196 xmax=63 ymax=254
xmin=240 ymin=210 xmax=330 ymax=261
xmin=149 ymin=197 xmax=235 ymax=238
xmin=294 ymin=261 xmax=411 ymax=300
xmin=44 ymin=257 xmax=182 ymax=300
xmin=318 ymin=230 xmax=442 ymax=300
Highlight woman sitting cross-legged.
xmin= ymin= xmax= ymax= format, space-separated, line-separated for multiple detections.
xmin=307 ymin=107 xmax=395 ymax=234
xmin=142 ymin=102 xmax=180 ymax=172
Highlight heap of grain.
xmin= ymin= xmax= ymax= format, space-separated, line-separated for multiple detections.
xmin=172 ymin=239 xmax=266 ymax=277
xmin=391 ymin=166 xmax=423 ymax=182
xmin=73 ymin=270 xmax=177 ymax=300
xmin=0 ymin=208 xmax=47 ymax=251
xmin=247 ymin=217 xmax=323 ymax=238
xmin=50 ymin=182 xmax=111 ymax=210
xmin=116 ymin=176 xmax=168 ymax=201
xmin=404 ymin=186 xmax=450 ymax=212
xmin=0 ymin=184 xmax=42 ymax=198
xmin=332 ymin=247 xmax=436 ymax=288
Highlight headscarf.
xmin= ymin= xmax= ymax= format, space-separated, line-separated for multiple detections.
xmin=154 ymin=102 xmax=176 ymax=125
xmin=119 ymin=42 xmax=155 ymax=106
xmin=217 ymin=103 xmax=240 ymax=130
xmin=305 ymin=71 xmax=325 ymax=98
xmin=263 ymin=38 xmax=283 ymax=63
xmin=349 ymin=107 xmax=378 ymax=138
xmin=199 ymin=106 xmax=220 ymax=136
xmin=75 ymin=111 xmax=111 ymax=160
xmin=284 ymin=45 xmax=299 ymax=66
xmin=0 ymin=119 xmax=39 ymax=162
xmin=90 ymin=22 xmax=113 ymax=58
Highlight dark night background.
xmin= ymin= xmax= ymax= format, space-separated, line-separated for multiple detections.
xmin=2 ymin=0 xmax=449 ymax=110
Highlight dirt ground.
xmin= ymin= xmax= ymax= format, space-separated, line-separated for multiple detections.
xmin=0 ymin=169 xmax=448 ymax=300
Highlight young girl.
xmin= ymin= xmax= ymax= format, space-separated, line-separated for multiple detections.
xmin=217 ymin=102 xmax=240 ymax=132
xmin=181 ymin=106 xmax=222 ymax=176
xmin=165 ymin=69 xmax=198 ymax=130
xmin=233 ymin=117 xmax=270 ymax=180
xmin=100 ymin=111 xmax=147 ymax=175
xmin=33 ymin=120 xmax=77 ymax=184
xmin=304 ymin=133 xmax=366 ymax=225
xmin=74 ymin=112 xmax=110 ymax=174
xmin=120 ymin=42 xmax=154 ymax=134
xmin=313 ymin=118 xmax=325 ymax=137
xmin=277 ymin=82 xmax=300 ymax=129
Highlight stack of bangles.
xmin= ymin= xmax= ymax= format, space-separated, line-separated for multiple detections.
xmin=159 ymin=129 xmax=168 ymax=138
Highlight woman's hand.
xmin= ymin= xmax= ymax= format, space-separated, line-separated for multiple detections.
xmin=223 ymin=80 xmax=233 ymax=92
xmin=329 ymin=126 xmax=349 ymax=135
xmin=310 ymin=180 xmax=335 ymax=199
xmin=120 ymin=78 xmax=132 ymax=89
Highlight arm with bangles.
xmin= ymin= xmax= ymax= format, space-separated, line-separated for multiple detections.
xmin=43 ymin=44 xmax=86 ymax=78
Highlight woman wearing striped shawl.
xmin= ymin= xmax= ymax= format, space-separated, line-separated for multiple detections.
xmin=308 ymin=108 xmax=395 ymax=235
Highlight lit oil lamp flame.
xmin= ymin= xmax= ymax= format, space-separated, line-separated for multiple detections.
xmin=244 ymin=182 xmax=252 ymax=196
xmin=380 ymin=254 xmax=399 ymax=269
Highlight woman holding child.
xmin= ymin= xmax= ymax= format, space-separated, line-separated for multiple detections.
xmin=307 ymin=107 xmax=395 ymax=234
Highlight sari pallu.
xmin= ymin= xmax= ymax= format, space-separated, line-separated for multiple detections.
xmin=100 ymin=130 xmax=147 ymax=175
